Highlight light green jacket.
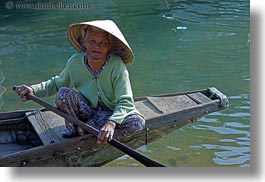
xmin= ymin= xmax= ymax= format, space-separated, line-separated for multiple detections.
xmin=31 ymin=53 xmax=143 ymax=124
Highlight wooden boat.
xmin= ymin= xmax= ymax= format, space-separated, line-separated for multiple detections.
xmin=0 ymin=87 xmax=228 ymax=167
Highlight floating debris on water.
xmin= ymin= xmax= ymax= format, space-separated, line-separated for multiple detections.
xmin=172 ymin=26 xmax=187 ymax=32
xmin=177 ymin=26 xmax=187 ymax=30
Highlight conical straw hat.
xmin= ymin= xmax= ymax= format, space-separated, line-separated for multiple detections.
xmin=67 ymin=20 xmax=134 ymax=65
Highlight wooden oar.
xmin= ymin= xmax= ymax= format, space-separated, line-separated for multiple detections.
xmin=13 ymin=87 xmax=166 ymax=167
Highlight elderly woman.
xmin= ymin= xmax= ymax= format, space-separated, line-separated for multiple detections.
xmin=15 ymin=20 xmax=145 ymax=144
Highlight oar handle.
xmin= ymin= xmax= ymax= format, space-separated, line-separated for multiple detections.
xmin=13 ymin=86 xmax=166 ymax=167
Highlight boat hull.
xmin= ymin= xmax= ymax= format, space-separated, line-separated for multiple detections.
xmin=0 ymin=87 xmax=228 ymax=167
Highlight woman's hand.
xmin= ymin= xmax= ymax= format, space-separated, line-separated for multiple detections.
xmin=97 ymin=120 xmax=116 ymax=144
xmin=14 ymin=84 xmax=34 ymax=101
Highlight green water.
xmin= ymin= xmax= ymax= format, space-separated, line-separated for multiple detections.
xmin=0 ymin=0 xmax=250 ymax=167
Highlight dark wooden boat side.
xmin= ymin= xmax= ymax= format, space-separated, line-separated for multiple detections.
xmin=0 ymin=87 xmax=228 ymax=167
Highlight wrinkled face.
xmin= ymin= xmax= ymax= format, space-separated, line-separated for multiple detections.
xmin=82 ymin=29 xmax=111 ymax=61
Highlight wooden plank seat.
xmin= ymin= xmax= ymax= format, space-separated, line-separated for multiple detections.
xmin=146 ymin=95 xmax=198 ymax=114
xmin=26 ymin=110 xmax=67 ymax=145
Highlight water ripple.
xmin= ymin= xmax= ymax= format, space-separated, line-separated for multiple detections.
xmin=193 ymin=124 xmax=249 ymax=135
xmin=162 ymin=0 xmax=249 ymax=28
xmin=201 ymin=144 xmax=250 ymax=166
xmin=166 ymin=145 xmax=181 ymax=151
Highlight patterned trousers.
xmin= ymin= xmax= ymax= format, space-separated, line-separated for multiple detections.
xmin=55 ymin=87 xmax=145 ymax=139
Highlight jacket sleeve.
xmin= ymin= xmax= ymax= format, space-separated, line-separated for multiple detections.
xmin=30 ymin=60 xmax=72 ymax=97
xmin=108 ymin=63 xmax=136 ymax=124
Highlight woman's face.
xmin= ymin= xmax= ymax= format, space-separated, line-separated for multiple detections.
xmin=83 ymin=30 xmax=111 ymax=61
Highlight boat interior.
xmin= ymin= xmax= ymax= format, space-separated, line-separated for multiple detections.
xmin=0 ymin=110 xmax=46 ymax=158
